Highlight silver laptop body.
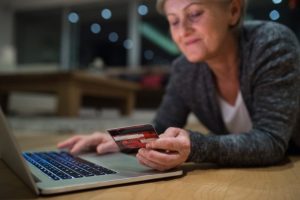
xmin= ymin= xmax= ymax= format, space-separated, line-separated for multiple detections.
xmin=0 ymin=109 xmax=183 ymax=195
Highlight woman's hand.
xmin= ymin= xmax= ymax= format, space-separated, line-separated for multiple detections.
xmin=136 ymin=127 xmax=191 ymax=171
xmin=57 ymin=132 xmax=119 ymax=155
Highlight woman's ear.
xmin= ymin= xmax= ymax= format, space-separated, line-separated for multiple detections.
xmin=229 ymin=0 xmax=242 ymax=26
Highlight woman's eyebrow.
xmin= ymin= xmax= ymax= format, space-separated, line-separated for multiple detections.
xmin=166 ymin=2 xmax=204 ymax=16
xmin=184 ymin=2 xmax=205 ymax=11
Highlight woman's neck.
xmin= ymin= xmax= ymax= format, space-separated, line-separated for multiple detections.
xmin=206 ymin=33 xmax=240 ymax=105
xmin=206 ymin=34 xmax=240 ymax=81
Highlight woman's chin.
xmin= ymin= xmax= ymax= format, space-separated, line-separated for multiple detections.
xmin=185 ymin=55 xmax=204 ymax=63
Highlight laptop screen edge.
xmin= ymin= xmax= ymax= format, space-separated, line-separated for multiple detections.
xmin=0 ymin=108 xmax=40 ymax=195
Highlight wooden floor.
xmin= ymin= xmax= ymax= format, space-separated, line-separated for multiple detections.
xmin=1 ymin=133 xmax=300 ymax=200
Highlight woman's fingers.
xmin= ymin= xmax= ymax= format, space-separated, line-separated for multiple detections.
xmin=57 ymin=136 xmax=82 ymax=149
xmin=137 ymin=128 xmax=191 ymax=171
xmin=137 ymin=148 xmax=185 ymax=171
xmin=76 ymin=133 xmax=111 ymax=153
xmin=56 ymin=131 xmax=121 ymax=155
xmin=147 ymin=137 xmax=189 ymax=154
xmin=137 ymin=149 xmax=172 ymax=171
xmin=137 ymin=153 xmax=160 ymax=170
xmin=69 ymin=139 xmax=91 ymax=154
xmin=58 ymin=132 xmax=109 ymax=154
xmin=138 ymin=148 xmax=178 ymax=165
xmin=96 ymin=141 xmax=119 ymax=154
xmin=148 ymin=128 xmax=190 ymax=153
xmin=146 ymin=138 xmax=174 ymax=151
xmin=159 ymin=127 xmax=181 ymax=138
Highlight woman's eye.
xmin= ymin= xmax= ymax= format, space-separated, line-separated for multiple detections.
xmin=169 ymin=20 xmax=179 ymax=27
xmin=189 ymin=11 xmax=202 ymax=21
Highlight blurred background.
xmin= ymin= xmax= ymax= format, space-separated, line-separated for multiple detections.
xmin=0 ymin=0 xmax=299 ymax=134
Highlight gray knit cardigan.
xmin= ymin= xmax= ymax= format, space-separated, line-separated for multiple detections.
xmin=153 ymin=20 xmax=300 ymax=166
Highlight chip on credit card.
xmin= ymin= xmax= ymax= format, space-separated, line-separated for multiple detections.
xmin=107 ymin=124 xmax=159 ymax=151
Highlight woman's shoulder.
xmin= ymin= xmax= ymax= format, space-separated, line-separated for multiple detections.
xmin=242 ymin=20 xmax=299 ymax=47
xmin=243 ymin=20 xmax=292 ymax=33
xmin=240 ymin=20 xmax=300 ymax=81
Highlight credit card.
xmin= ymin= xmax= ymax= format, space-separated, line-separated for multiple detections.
xmin=107 ymin=124 xmax=159 ymax=151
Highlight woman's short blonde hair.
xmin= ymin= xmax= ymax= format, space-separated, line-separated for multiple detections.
xmin=156 ymin=0 xmax=247 ymax=29
xmin=156 ymin=0 xmax=169 ymax=15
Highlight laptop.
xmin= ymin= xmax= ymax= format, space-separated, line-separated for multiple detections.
xmin=0 ymin=109 xmax=183 ymax=195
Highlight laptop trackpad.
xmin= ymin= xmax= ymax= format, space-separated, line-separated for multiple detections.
xmin=81 ymin=152 xmax=153 ymax=173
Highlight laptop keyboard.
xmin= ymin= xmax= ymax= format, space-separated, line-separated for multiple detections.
xmin=23 ymin=151 xmax=117 ymax=181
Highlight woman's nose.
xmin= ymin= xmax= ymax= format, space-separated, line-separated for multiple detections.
xmin=178 ymin=20 xmax=193 ymax=37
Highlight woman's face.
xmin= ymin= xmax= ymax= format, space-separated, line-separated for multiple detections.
xmin=164 ymin=0 xmax=238 ymax=63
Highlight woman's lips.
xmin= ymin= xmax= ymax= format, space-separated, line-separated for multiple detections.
xmin=185 ymin=38 xmax=201 ymax=46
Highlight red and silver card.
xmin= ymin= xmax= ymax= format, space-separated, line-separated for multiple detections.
xmin=107 ymin=124 xmax=159 ymax=151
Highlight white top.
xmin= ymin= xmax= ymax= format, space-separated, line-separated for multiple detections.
xmin=218 ymin=91 xmax=252 ymax=134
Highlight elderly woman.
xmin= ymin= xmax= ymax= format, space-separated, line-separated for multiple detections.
xmin=58 ymin=0 xmax=300 ymax=171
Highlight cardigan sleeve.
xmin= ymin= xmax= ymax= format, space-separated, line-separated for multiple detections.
xmin=152 ymin=57 xmax=191 ymax=134
xmin=188 ymin=22 xmax=300 ymax=166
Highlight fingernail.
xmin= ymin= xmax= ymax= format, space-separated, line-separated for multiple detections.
xmin=140 ymin=148 xmax=146 ymax=153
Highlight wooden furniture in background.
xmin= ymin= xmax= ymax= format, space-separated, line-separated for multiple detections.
xmin=0 ymin=133 xmax=299 ymax=200
xmin=0 ymin=71 xmax=140 ymax=117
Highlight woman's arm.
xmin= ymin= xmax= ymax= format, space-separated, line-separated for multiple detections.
xmin=153 ymin=57 xmax=191 ymax=134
